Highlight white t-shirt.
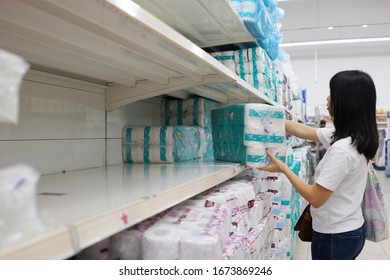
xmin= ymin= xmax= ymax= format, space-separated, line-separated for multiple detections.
xmin=311 ymin=128 xmax=367 ymax=233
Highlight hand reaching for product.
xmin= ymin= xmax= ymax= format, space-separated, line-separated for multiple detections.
xmin=257 ymin=149 xmax=287 ymax=173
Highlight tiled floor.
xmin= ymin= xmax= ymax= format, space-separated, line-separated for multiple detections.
xmin=293 ymin=170 xmax=390 ymax=260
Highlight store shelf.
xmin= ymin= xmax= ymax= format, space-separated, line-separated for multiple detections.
xmin=0 ymin=227 xmax=74 ymax=260
xmin=131 ymin=0 xmax=255 ymax=48
xmin=377 ymin=122 xmax=387 ymax=130
xmin=0 ymin=161 xmax=244 ymax=259
xmin=0 ymin=0 xmax=276 ymax=111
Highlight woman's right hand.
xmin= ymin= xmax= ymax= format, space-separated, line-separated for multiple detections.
xmin=258 ymin=150 xmax=288 ymax=174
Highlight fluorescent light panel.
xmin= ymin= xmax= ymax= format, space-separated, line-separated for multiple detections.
xmin=281 ymin=37 xmax=390 ymax=47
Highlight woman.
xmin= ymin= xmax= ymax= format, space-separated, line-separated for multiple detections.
xmin=260 ymin=70 xmax=379 ymax=260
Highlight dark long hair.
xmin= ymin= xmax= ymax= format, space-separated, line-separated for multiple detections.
xmin=330 ymin=70 xmax=379 ymax=161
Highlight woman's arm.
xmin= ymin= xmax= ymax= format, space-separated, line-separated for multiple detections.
xmin=259 ymin=150 xmax=332 ymax=208
xmin=286 ymin=119 xmax=321 ymax=143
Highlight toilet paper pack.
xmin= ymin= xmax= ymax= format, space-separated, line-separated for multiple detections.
xmin=231 ymin=210 xmax=250 ymax=234
xmin=122 ymin=126 xmax=205 ymax=163
xmin=197 ymin=181 xmax=256 ymax=216
xmin=213 ymin=143 xmax=287 ymax=168
xmin=161 ymin=97 xmax=218 ymax=118
xmin=211 ymin=103 xmax=285 ymax=128
xmin=142 ymin=202 xmax=231 ymax=259
xmin=213 ymin=124 xmax=285 ymax=147
xmin=109 ymin=210 xmax=169 ymax=260
xmin=222 ymin=232 xmax=248 ymax=260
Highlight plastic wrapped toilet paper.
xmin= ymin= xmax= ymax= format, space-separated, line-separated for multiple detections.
xmin=211 ymin=103 xmax=285 ymax=130
xmin=161 ymin=97 xmax=217 ymax=129
xmin=222 ymin=232 xmax=247 ymax=260
xmin=222 ymin=60 xmax=236 ymax=73
xmin=142 ymin=223 xmax=182 ymax=259
xmin=229 ymin=174 xmax=261 ymax=194
xmin=142 ymin=202 xmax=231 ymax=259
xmin=161 ymin=97 xmax=218 ymax=119
xmin=239 ymin=0 xmax=259 ymax=21
xmin=257 ymin=192 xmax=273 ymax=219
xmin=232 ymin=210 xmax=250 ymax=234
xmin=213 ymin=144 xmax=287 ymax=168
xmin=0 ymin=164 xmax=44 ymax=249
xmin=122 ymin=126 xmax=205 ymax=163
xmin=235 ymin=60 xmax=269 ymax=76
xmin=221 ymin=51 xmax=235 ymax=63
xmin=162 ymin=112 xmax=213 ymax=128
xmin=0 ymin=49 xmax=30 ymax=124
xmin=245 ymin=224 xmax=265 ymax=260
xmin=197 ymin=181 xmax=255 ymax=216
xmin=213 ymin=124 xmax=285 ymax=147
xmin=109 ymin=211 xmax=168 ymax=260
xmin=234 ymin=49 xmax=249 ymax=63
xmin=212 ymin=103 xmax=286 ymax=167
xmin=109 ymin=228 xmax=142 ymax=260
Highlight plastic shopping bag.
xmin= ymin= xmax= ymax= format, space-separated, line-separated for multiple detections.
xmin=362 ymin=162 xmax=389 ymax=242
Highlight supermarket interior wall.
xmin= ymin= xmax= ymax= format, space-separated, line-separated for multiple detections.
xmin=290 ymin=53 xmax=390 ymax=109
xmin=0 ymin=72 xmax=162 ymax=175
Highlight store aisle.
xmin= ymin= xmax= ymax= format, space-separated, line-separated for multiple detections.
xmin=293 ymin=170 xmax=390 ymax=260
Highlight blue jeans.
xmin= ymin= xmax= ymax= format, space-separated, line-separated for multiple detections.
xmin=311 ymin=224 xmax=366 ymax=260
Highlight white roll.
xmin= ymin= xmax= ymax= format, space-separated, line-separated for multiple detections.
xmin=245 ymin=225 xmax=266 ymax=260
xmin=234 ymin=49 xmax=248 ymax=63
xmin=109 ymin=229 xmax=142 ymax=260
xmin=222 ymin=60 xmax=236 ymax=72
xmin=210 ymin=52 xmax=222 ymax=60
xmin=235 ymin=61 xmax=253 ymax=75
xmin=123 ymin=126 xmax=174 ymax=145
xmin=241 ymin=0 xmax=258 ymax=20
xmin=142 ymin=222 xmax=181 ymax=260
xmin=180 ymin=229 xmax=223 ymax=260
xmin=222 ymin=232 xmax=246 ymax=260
xmin=232 ymin=210 xmax=250 ymax=235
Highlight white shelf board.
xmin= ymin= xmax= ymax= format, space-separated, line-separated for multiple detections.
xmin=0 ymin=0 xmax=238 ymax=108
xmin=0 ymin=0 xmax=278 ymax=111
xmin=0 ymin=161 xmax=244 ymax=259
xmin=131 ymin=0 xmax=255 ymax=48
xmin=0 ymin=227 xmax=75 ymax=260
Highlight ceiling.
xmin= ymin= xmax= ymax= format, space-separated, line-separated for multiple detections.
xmin=277 ymin=0 xmax=390 ymax=58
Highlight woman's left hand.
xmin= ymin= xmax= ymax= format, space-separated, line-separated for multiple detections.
xmin=258 ymin=150 xmax=287 ymax=173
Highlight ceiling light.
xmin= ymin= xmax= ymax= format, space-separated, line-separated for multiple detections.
xmin=280 ymin=37 xmax=390 ymax=47
xmin=327 ymin=26 xmax=334 ymax=30
xmin=362 ymin=25 xmax=368 ymax=28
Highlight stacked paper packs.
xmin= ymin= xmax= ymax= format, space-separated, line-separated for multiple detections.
xmin=142 ymin=200 xmax=231 ymax=260
xmin=109 ymin=211 xmax=168 ymax=260
xmin=212 ymin=103 xmax=286 ymax=167
xmin=161 ymin=97 xmax=217 ymax=159
xmin=122 ymin=125 xmax=205 ymax=163
xmin=222 ymin=232 xmax=248 ymax=260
